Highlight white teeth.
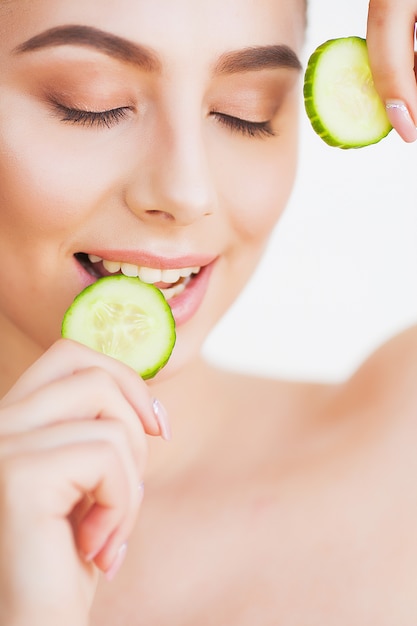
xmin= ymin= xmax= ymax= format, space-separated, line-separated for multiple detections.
xmin=161 ymin=268 xmax=182 ymax=284
xmin=179 ymin=267 xmax=195 ymax=278
xmin=138 ymin=267 xmax=163 ymax=284
xmin=103 ymin=259 xmax=121 ymax=273
xmin=88 ymin=254 xmax=102 ymax=263
xmin=120 ymin=262 xmax=139 ymax=278
xmin=160 ymin=282 xmax=187 ymax=300
xmin=87 ymin=254 xmax=202 ymax=290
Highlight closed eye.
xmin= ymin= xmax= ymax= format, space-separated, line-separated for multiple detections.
xmin=51 ymin=102 xmax=133 ymax=128
xmin=211 ymin=112 xmax=276 ymax=138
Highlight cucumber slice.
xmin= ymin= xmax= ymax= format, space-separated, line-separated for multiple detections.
xmin=62 ymin=275 xmax=176 ymax=379
xmin=304 ymin=36 xmax=392 ymax=148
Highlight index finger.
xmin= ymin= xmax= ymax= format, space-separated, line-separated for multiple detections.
xmin=1 ymin=339 xmax=160 ymax=436
xmin=367 ymin=0 xmax=417 ymax=141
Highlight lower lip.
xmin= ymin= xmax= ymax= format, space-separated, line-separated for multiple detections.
xmin=168 ymin=262 xmax=214 ymax=326
xmin=75 ymin=258 xmax=215 ymax=327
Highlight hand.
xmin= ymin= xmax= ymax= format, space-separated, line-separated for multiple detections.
xmin=367 ymin=0 xmax=417 ymax=142
xmin=0 ymin=339 xmax=165 ymax=626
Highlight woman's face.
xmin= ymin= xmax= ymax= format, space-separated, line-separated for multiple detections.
xmin=0 ymin=0 xmax=304 ymax=378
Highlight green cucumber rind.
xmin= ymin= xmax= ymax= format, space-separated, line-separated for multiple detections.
xmin=303 ymin=36 xmax=392 ymax=149
xmin=61 ymin=275 xmax=176 ymax=380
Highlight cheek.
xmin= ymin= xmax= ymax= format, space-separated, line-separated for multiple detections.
xmin=221 ymin=136 xmax=297 ymax=240
xmin=0 ymin=102 xmax=115 ymax=244
xmin=215 ymin=111 xmax=299 ymax=241
xmin=231 ymin=143 xmax=298 ymax=238
xmin=0 ymin=140 xmax=83 ymax=240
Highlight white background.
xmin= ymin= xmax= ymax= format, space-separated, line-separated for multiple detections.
xmin=203 ymin=0 xmax=417 ymax=382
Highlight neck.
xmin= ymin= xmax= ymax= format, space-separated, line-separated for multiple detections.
xmin=144 ymin=356 xmax=228 ymax=485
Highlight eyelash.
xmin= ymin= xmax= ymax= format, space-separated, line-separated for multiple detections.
xmin=212 ymin=112 xmax=276 ymax=139
xmin=51 ymin=103 xmax=275 ymax=139
xmin=53 ymin=103 xmax=132 ymax=128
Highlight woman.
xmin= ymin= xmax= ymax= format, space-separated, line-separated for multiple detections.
xmin=0 ymin=0 xmax=415 ymax=624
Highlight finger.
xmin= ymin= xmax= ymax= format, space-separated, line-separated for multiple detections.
xmin=0 ymin=413 xmax=147 ymax=487
xmin=0 ymin=439 xmax=140 ymax=574
xmin=78 ymin=481 xmax=145 ymax=577
xmin=0 ymin=374 xmax=149 ymax=554
xmin=1 ymin=339 xmax=162 ymax=437
xmin=0 ymin=368 xmax=148 ymax=464
xmin=367 ymin=0 xmax=417 ymax=141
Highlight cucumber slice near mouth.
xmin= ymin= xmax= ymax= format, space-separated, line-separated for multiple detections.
xmin=304 ymin=36 xmax=392 ymax=148
xmin=62 ymin=275 xmax=176 ymax=379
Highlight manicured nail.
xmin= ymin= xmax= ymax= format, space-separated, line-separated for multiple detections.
xmin=105 ymin=542 xmax=127 ymax=582
xmin=385 ymin=100 xmax=417 ymax=142
xmin=152 ymin=398 xmax=171 ymax=441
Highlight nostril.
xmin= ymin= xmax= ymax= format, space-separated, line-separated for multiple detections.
xmin=145 ymin=209 xmax=175 ymax=221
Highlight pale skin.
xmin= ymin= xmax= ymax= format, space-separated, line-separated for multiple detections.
xmin=0 ymin=0 xmax=417 ymax=625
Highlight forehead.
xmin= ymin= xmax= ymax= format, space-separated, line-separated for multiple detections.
xmin=1 ymin=0 xmax=305 ymax=60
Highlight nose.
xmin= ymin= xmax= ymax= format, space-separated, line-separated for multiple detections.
xmin=125 ymin=112 xmax=216 ymax=227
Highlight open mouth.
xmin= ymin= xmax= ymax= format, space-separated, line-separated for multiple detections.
xmin=75 ymin=252 xmax=202 ymax=301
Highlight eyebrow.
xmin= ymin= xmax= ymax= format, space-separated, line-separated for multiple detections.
xmin=13 ymin=24 xmax=302 ymax=76
xmin=214 ymin=45 xmax=302 ymax=75
xmin=13 ymin=24 xmax=161 ymax=72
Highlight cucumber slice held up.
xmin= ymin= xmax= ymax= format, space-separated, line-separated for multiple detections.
xmin=304 ymin=36 xmax=392 ymax=149
xmin=62 ymin=275 xmax=176 ymax=379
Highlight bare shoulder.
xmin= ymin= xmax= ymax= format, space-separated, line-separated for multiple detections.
xmin=308 ymin=323 xmax=417 ymax=495
xmin=282 ymin=322 xmax=417 ymax=417
xmin=208 ymin=361 xmax=338 ymax=424
xmin=203 ymin=323 xmax=417 ymax=459
xmin=210 ymin=322 xmax=417 ymax=464
xmin=340 ymin=323 xmax=417 ymax=426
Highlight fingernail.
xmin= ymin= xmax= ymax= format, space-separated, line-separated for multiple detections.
xmin=152 ymin=398 xmax=171 ymax=441
xmin=385 ymin=100 xmax=417 ymax=142
xmin=105 ymin=542 xmax=128 ymax=582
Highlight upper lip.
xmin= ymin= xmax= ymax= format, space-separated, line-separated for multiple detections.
xmin=81 ymin=250 xmax=217 ymax=270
